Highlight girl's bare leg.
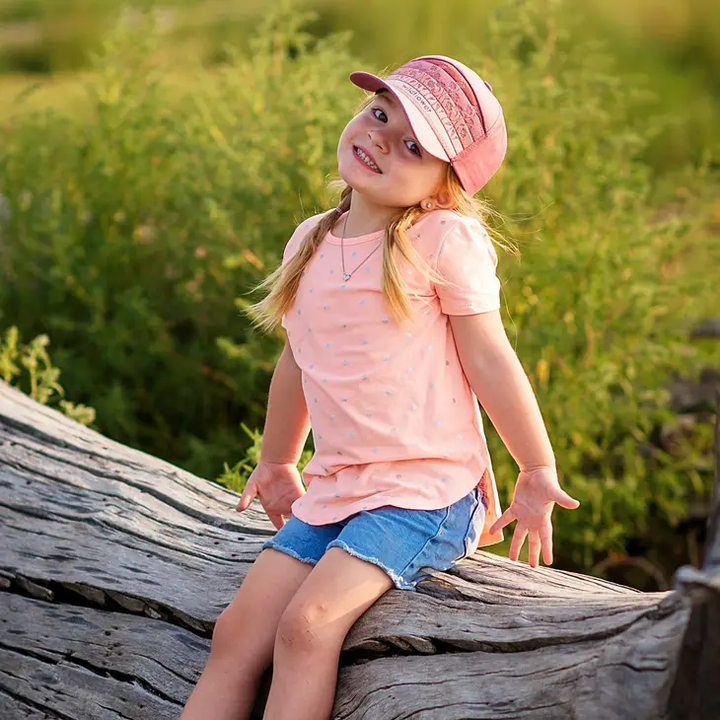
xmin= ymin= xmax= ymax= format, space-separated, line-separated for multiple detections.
xmin=180 ymin=548 xmax=313 ymax=720
xmin=263 ymin=547 xmax=394 ymax=720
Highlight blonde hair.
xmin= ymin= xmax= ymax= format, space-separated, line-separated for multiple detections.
xmin=245 ymin=98 xmax=515 ymax=334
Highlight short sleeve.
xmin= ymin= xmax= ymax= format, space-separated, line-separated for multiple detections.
xmin=434 ymin=217 xmax=501 ymax=316
xmin=280 ymin=213 xmax=325 ymax=329
xmin=280 ymin=212 xmax=326 ymax=267
xmin=278 ymin=238 xmax=296 ymax=291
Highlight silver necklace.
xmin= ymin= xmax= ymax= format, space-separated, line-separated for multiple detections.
xmin=338 ymin=210 xmax=383 ymax=281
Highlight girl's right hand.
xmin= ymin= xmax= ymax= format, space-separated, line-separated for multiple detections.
xmin=236 ymin=461 xmax=306 ymax=530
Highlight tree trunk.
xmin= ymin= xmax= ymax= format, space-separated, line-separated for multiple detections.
xmin=1 ymin=380 xmax=718 ymax=719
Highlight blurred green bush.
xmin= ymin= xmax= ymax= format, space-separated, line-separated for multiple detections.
xmin=0 ymin=2 xmax=718 ymax=577
xmin=2 ymin=0 xmax=719 ymax=175
xmin=1 ymin=4 xmax=356 ymax=479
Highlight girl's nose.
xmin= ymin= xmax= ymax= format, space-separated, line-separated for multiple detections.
xmin=367 ymin=129 xmax=390 ymax=154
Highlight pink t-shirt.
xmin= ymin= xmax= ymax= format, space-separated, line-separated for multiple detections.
xmin=281 ymin=208 xmax=504 ymax=547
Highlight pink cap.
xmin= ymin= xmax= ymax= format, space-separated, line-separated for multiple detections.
xmin=350 ymin=55 xmax=507 ymax=196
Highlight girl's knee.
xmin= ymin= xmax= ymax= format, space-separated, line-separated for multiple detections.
xmin=275 ymin=600 xmax=336 ymax=654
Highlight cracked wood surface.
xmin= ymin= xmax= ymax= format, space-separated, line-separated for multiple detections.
xmin=0 ymin=593 xmax=206 ymax=720
xmin=1 ymin=380 xmax=717 ymax=719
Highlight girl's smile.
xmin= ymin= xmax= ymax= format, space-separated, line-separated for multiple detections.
xmin=352 ymin=145 xmax=382 ymax=173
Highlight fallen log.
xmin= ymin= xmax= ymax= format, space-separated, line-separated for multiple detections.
xmin=1 ymin=379 xmax=718 ymax=719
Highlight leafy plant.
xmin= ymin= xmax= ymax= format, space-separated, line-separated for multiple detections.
xmin=0 ymin=326 xmax=96 ymax=425
xmin=215 ymin=422 xmax=314 ymax=493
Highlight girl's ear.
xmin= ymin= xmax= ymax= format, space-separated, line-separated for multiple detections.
xmin=433 ymin=192 xmax=453 ymax=209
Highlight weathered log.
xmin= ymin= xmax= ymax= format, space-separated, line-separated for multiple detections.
xmin=1 ymin=379 xmax=718 ymax=719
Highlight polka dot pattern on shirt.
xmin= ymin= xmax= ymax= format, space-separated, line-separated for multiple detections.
xmin=277 ymin=209 xmax=503 ymax=545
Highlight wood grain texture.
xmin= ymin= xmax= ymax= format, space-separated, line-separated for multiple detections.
xmin=336 ymin=602 xmax=688 ymax=720
xmin=1 ymin=380 xmax=717 ymax=719
xmin=0 ymin=593 xmax=206 ymax=720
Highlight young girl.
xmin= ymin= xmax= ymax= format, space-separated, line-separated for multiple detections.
xmin=180 ymin=55 xmax=579 ymax=720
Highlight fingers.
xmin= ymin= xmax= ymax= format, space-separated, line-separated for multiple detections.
xmin=528 ymin=531 xmax=541 ymax=568
xmin=236 ymin=481 xmax=257 ymax=512
xmin=540 ymin=518 xmax=553 ymax=566
xmin=509 ymin=525 xmax=527 ymax=562
xmin=489 ymin=507 xmax=517 ymax=536
xmin=552 ymin=486 xmax=581 ymax=510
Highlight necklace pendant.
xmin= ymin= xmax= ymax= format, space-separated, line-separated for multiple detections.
xmin=342 ymin=273 xmax=351 ymax=281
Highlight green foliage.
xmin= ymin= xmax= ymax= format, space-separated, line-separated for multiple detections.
xmin=0 ymin=1 xmax=718 ymax=576
xmin=216 ymin=422 xmax=314 ymax=493
xmin=0 ymin=3 xmax=358 ymax=480
xmin=0 ymin=326 xmax=96 ymax=425
xmin=464 ymin=2 xmax=719 ymax=569
xmin=2 ymin=0 xmax=719 ymax=176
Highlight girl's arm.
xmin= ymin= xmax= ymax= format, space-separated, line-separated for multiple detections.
xmin=450 ymin=310 xmax=579 ymax=567
xmin=259 ymin=340 xmax=311 ymax=465
xmin=236 ymin=341 xmax=310 ymax=527
xmin=449 ymin=310 xmax=554 ymax=470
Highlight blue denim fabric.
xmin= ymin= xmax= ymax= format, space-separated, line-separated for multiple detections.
xmin=260 ymin=488 xmax=487 ymax=590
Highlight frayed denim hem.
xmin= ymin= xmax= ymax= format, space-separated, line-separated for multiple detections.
xmin=326 ymin=539 xmax=418 ymax=591
xmin=261 ymin=540 xmax=318 ymax=567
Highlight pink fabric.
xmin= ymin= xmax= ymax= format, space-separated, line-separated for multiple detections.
xmin=350 ymin=55 xmax=507 ymax=195
xmin=280 ymin=210 xmax=504 ymax=547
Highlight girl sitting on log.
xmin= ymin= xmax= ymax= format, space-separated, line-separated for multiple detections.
xmin=180 ymin=55 xmax=580 ymax=720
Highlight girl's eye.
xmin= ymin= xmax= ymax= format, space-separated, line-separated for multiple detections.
xmin=370 ymin=106 xmax=421 ymax=156
xmin=406 ymin=140 xmax=422 ymax=157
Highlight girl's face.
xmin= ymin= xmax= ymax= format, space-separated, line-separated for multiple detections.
xmin=337 ymin=92 xmax=448 ymax=210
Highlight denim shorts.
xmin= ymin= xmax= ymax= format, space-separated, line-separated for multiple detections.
xmin=260 ymin=487 xmax=487 ymax=590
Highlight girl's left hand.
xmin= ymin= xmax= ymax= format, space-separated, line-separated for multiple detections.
xmin=489 ymin=466 xmax=580 ymax=568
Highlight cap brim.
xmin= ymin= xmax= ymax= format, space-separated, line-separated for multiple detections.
xmin=350 ymin=71 xmax=450 ymax=163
